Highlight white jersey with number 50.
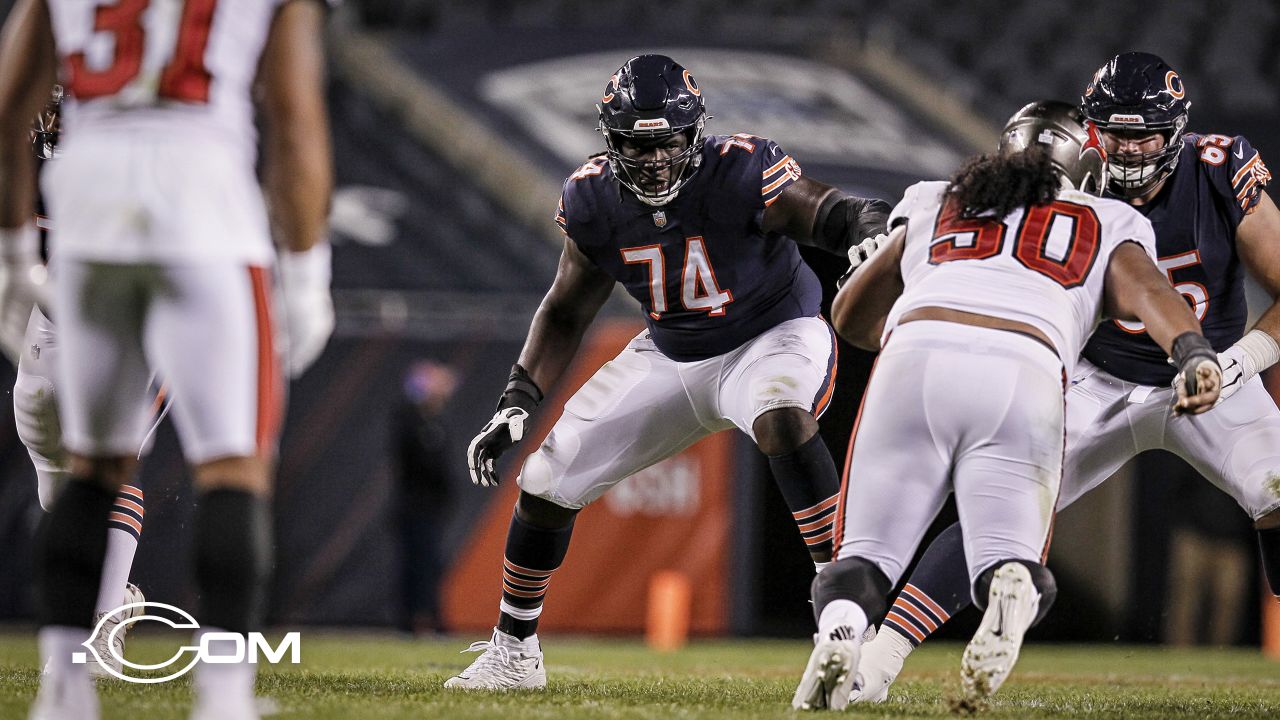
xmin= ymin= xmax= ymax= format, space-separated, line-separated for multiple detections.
xmin=47 ymin=0 xmax=287 ymax=159
xmin=883 ymin=180 xmax=1158 ymax=377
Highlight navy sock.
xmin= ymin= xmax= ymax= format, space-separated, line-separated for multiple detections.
xmin=195 ymin=489 xmax=271 ymax=634
xmin=497 ymin=511 xmax=575 ymax=639
xmin=35 ymin=480 xmax=116 ymax=628
xmin=882 ymin=522 xmax=971 ymax=646
xmin=768 ymin=433 xmax=841 ymax=563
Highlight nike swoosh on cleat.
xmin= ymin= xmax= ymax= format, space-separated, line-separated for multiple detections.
xmin=991 ymin=604 xmax=1005 ymax=638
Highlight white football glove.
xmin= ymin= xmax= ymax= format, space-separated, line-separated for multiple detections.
xmin=848 ymin=233 xmax=888 ymax=271
xmin=278 ymin=242 xmax=335 ymax=378
xmin=1215 ymin=330 xmax=1280 ymax=407
xmin=0 ymin=224 xmax=49 ymax=366
xmin=467 ymin=406 xmax=530 ymax=487
xmin=837 ymin=233 xmax=888 ymax=289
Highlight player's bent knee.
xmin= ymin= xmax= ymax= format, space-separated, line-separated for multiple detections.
xmin=973 ymin=559 xmax=1057 ymax=627
xmin=517 ymin=451 xmax=557 ymax=499
xmin=1255 ymin=506 xmax=1280 ymax=531
xmin=516 ymin=491 xmax=578 ymax=530
xmin=193 ymin=455 xmax=270 ymax=496
xmin=811 ymin=556 xmax=892 ymax=624
xmin=752 ymin=406 xmax=818 ymax=456
xmin=14 ymin=373 xmax=63 ymax=464
xmin=36 ymin=469 xmax=69 ymax=512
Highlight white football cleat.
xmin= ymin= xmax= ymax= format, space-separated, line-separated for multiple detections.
xmin=849 ymin=624 xmax=913 ymax=703
xmin=791 ymin=625 xmax=861 ymax=711
xmin=443 ymin=628 xmax=546 ymax=690
xmin=960 ymin=562 xmax=1041 ymax=705
xmin=88 ymin=583 xmax=144 ymax=679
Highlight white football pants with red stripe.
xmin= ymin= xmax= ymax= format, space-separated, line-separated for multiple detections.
xmin=835 ymin=321 xmax=1064 ymax=588
xmin=51 ymin=260 xmax=281 ymax=463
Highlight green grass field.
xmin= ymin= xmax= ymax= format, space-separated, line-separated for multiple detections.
xmin=2 ymin=630 xmax=1278 ymax=719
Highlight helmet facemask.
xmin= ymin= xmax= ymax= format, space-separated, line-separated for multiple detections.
xmin=1098 ymin=121 xmax=1185 ymax=198
xmin=601 ymin=117 xmax=705 ymax=206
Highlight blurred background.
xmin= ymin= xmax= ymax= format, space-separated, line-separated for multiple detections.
xmin=0 ymin=0 xmax=1277 ymax=648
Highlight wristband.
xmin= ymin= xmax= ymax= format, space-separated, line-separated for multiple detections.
xmin=1236 ymin=329 xmax=1280 ymax=374
xmin=497 ymin=363 xmax=543 ymax=412
xmin=1171 ymin=331 xmax=1214 ymax=367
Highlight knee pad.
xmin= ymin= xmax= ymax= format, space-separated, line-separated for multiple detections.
xmin=14 ymin=373 xmax=67 ymax=478
xmin=35 ymin=469 xmax=69 ymax=512
xmin=973 ymin=559 xmax=1057 ymax=627
xmin=811 ymin=556 xmax=892 ymax=626
xmin=516 ymin=451 xmax=557 ymax=499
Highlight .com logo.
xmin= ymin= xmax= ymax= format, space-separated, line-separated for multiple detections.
xmin=73 ymin=601 xmax=301 ymax=684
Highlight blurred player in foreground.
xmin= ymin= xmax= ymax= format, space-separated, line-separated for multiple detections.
xmin=0 ymin=0 xmax=334 ymax=718
xmin=14 ymin=85 xmax=152 ymax=680
xmin=448 ymin=54 xmax=890 ymax=690
xmin=854 ymin=52 xmax=1280 ymax=704
xmin=792 ymin=101 xmax=1220 ymax=711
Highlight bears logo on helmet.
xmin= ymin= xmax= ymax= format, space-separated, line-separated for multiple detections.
xmin=597 ymin=54 xmax=708 ymax=206
xmin=1080 ymin=52 xmax=1190 ymax=198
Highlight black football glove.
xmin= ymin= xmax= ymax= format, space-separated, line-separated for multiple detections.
xmin=467 ymin=364 xmax=543 ymax=487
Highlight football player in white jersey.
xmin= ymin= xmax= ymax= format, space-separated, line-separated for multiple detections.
xmin=791 ymin=101 xmax=1220 ymax=711
xmin=0 ymin=1 xmax=334 ymax=719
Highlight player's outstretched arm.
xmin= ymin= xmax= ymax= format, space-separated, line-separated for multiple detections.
xmin=830 ymin=226 xmax=905 ymax=351
xmin=0 ymin=0 xmax=55 ymax=231
xmin=762 ymin=176 xmax=891 ymax=257
xmin=1104 ymin=241 xmax=1220 ymax=413
xmin=1222 ymin=191 xmax=1280 ymax=400
xmin=466 ymin=239 xmax=614 ymax=486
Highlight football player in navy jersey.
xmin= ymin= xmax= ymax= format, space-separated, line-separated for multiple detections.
xmin=849 ymin=52 xmax=1280 ymax=704
xmin=447 ymin=54 xmax=891 ymax=690
xmin=5 ymin=87 xmax=152 ymax=681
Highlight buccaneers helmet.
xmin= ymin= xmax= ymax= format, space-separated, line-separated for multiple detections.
xmin=597 ymin=54 xmax=707 ymax=206
xmin=1080 ymin=52 xmax=1190 ymax=197
xmin=999 ymin=100 xmax=1109 ymax=196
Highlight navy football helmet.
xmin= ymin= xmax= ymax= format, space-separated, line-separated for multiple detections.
xmin=31 ymin=85 xmax=63 ymax=160
xmin=598 ymin=54 xmax=707 ymax=206
xmin=1080 ymin=52 xmax=1190 ymax=197
xmin=1000 ymin=100 xmax=1109 ymax=196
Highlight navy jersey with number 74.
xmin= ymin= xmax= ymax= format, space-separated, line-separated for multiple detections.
xmin=555 ymin=134 xmax=822 ymax=361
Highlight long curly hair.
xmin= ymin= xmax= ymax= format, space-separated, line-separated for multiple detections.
xmin=944 ymin=146 xmax=1061 ymax=219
